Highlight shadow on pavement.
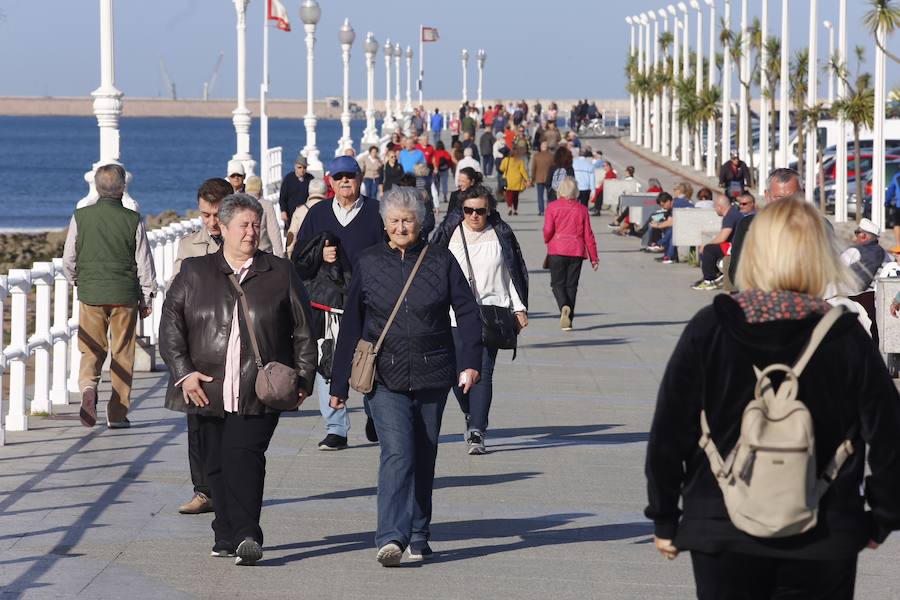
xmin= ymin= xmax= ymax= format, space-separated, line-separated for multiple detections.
xmin=522 ymin=337 xmax=629 ymax=349
xmin=574 ymin=320 xmax=689 ymax=332
xmin=472 ymin=423 xmax=648 ymax=453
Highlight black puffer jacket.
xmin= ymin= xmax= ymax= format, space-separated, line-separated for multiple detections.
xmin=430 ymin=208 xmax=529 ymax=310
xmin=293 ymin=231 xmax=352 ymax=339
xmin=329 ymin=239 xmax=482 ymax=397
xmin=160 ymin=250 xmax=317 ymax=416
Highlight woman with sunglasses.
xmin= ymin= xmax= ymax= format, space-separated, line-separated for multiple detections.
xmin=431 ymin=185 xmax=529 ymax=454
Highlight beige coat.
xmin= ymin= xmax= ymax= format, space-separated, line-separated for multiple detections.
xmin=173 ymin=227 xmax=219 ymax=278
xmin=285 ymin=197 xmax=324 ymax=256
xmin=258 ymin=197 xmax=285 ymax=257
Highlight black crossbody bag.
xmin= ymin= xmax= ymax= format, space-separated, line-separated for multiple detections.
xmin=457 ymin=223 xmax=519 ymax=354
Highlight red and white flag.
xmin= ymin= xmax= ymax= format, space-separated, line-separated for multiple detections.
xmin=421 ymin=26 xmax=439 ymax=42
xmin=268 ymin=0 xmax=291 ymax=32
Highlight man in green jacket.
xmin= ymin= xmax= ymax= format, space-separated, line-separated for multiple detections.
xmin=62 ymin=164 xmax=157 ymax=429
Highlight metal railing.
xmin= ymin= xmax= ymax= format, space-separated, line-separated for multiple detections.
xmin=0 ymin=217 xmax=201 ymax=446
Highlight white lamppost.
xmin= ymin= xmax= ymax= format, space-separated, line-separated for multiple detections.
xmin=649 ymin=11 xmax=660 ymax=153
xmin=476 ymin=49 xmax=486 ymax=113
xmin=804 ymin=0 xmax=817 ymax=203
xmin=461 ymin=48 xmax=469 ymax=104
xmin=404 ymin=46 xmax=413 ymax=114
xmin=642 ymin=13 xmax=652 ymax=149
xmin=393 ymin=42 xmax=402 ymax=121
xmin=336 ymin=18 xmax=355 ymax=156
xmin=691 ymin=0 xmax=703 ymax=171
xmin=636 ymin=15 xmax=645 ymax=146
xmin=721 ymin=0 xmax=733 ymax=163
xmin=835 ymin=0 xmax=848 ymax=222
xmin=872 ymin=14 xmax=887 ymax=227
xmin=300 ymin=0 xmax=323 ymax=174
xmin=759 ymin=0 xmax=770 ymax=195
xmin=231 ymin=0 xmax=256 ymax=176
xmin=778 ymin=0 xmax=790 ymax=168
xmin=627 ymin=16 xmax=636 ymax=143
xmin=361 ymin=32 xmax=379 ymax=145
xmin=382 ymin=39 xmax=396 ymax=134
xmin=679 ymin=2 xmax=690 ymax=166
xmin=705 ymin=0 xmax=717 ymax=177
xmin=658 ymin=9 xmax=670 ymax=157
xmin=669 ymin=6 xmax=680 ymax=160
xmin=738 ymin=0 xmax=749 ymax=164
xmin=823 ymin=20 xmax=834 ymax=104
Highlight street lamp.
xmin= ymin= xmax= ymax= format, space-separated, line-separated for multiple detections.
xmin=393 ymin=42 xmax=402 ymax=121
xmin=738 ymin=0 xmax=750 ymax=164
xmin=658 ymin=9 xmax=670 ymax=157
xmin=705 ymin=0 xmax=717 ymax=177
xmin=231 ymin=0 xmax=255 ymax=176
xmin=461 ymin=48 xmax=469 ymax=104
xmin=691 ymin=0 xmax=703 ymax=171
xmin=336 ymin=18 xmax=355 ymax=156
xmin=668 ymin=5 xmax=680 ymax=160
xmin=404 ymin=45 xmax=413 ymax=115
xmin=759 ymin=0 xmax=770 ymax=194
xmin=778 ymin=0 xmax=790 ymax=168
xmin=823 ymin=20 xmax=834 ymax=103
xmin=648 ymin=11 xmax=660 ymax=154
xmin=679 ymin=1 xmax=690 ymax=167
xmin=361 ymin=32 xmax=379 ymax=145
xmin=300 ymin=0 xmax=323 ymax=174
xmin=635 ymin=15 xmax=645 ymax=146
xmin=382 ymin=39 xmax=396 ymax=134
xmin=805 ymin=0 xmax=818 ymax=203
xmin=626 ymin=16 xmax=636 ymax=143
xmin=835 ymin=0 xmax=848 ymax=222
xmin=721 ymin=0 xmax=733 ymax=165
xmin=476 ymin=49 xmax=486 ymax=113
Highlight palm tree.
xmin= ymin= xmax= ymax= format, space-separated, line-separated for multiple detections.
xmin=804 ymin=102 xmax=830 ymax=212
xmin=760 ymin=36 xmax=782 ymax=173
xmin=863 ymin=0 xmax=900 ymax=65
xmin=676 ymin=75 xmax=702 ymax=157
xmin=832 ymin=47 xmax=876 ymax=221
xmin=722 ymin=20 xmax=763 ymax=176
xmin=790 ymin=49 xmax=809 ymax=179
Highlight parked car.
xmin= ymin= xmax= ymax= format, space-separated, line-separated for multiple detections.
xmin=824 ymin=158 xmax=900 ymax=217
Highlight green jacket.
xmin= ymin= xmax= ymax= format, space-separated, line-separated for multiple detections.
xmin=74 ymin=197 xmax=141 ymax=305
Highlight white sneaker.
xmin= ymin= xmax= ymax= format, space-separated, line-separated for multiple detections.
xmin=376 ymin=542 xmax=403 ymax=567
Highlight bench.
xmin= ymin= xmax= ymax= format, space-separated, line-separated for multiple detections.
xmin=604 ymin=180 xmax=642 ymax=210
xmin=672 ymin=208 xmax=722 ymax=247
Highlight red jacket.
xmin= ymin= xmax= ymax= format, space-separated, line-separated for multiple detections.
xmin=543 ymin=198 xmax=598 ymax=263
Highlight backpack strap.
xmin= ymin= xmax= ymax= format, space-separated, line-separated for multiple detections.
xmin=698 ymin=410 xmax=728 ymax=478
xmin=792 ymin=306 xmax=846 ymax=376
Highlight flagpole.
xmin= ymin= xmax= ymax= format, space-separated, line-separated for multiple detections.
xmin=418 ymin=24 xmax=423 ymax=107
xmin=260 ymin=0 xmax=270 ymax=193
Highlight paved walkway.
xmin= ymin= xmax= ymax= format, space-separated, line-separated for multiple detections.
xmin=2 ymin=140 xmax=899 ymax=599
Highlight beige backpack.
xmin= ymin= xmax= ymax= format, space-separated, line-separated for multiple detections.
xmin=698 ymin=307 xmax=857 ymax=538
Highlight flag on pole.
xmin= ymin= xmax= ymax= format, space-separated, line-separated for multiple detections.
xmin=268 ymin=0 xmax=291 ymax=32
xmin=421 ymin=26 xmax=439 ymax=42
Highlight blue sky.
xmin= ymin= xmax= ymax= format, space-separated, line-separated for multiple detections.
xmin=0 ymin=1 xmax=896 ymax=103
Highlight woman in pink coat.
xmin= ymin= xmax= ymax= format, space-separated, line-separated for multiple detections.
xmin=543 ymin=176 xmax=599 ymax=331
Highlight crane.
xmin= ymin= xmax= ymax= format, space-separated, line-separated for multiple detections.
xmin=202 ymin=52 xmax=225 ymax=101
xmin=159 ymin=56 xmax=176 ymax=100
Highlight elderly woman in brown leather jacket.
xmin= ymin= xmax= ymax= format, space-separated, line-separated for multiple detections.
xmin=160 ymin=193 xmax=317 ymax=567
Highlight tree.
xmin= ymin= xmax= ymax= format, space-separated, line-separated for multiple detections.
xmin=721 ymin=18 xmax=763 ymax=177
xmin=804 ymin=102 xmax=830 ymax=213
xmin=676 ymin=75 xmax=701 ymax=149
xmin=832 ymin=47 xmax=876 ymax=222
xmin=863 ymin=0 xmax=900 ymax=65
xmin=790 ymin=49 xmax=809 ymax=180
xmin=759 ymin=36 xmax=782 ymax=173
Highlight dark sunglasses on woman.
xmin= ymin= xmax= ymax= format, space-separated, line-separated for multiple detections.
xmin=463 ymin=207 xmax=487 ymax=216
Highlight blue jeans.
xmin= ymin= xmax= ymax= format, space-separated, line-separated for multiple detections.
xmin=368 ymin=385 xmax=448 ymax=548
xmin=436 ymin=170 xmax=450 ymax=203
xmin=482 ymin=155 xmax=494 ymax=177
xmin=363 ymin=178 xmax=379 ymax=200
xmin=316 ymin=372 xmax=349 ymax=437
xmin=536 ymin=183 xmax=546 ymax=215
xmin=659 ymin=228 xmax=677 ymax=259
xmin=452 ymin=327 xmax=498 ymax=433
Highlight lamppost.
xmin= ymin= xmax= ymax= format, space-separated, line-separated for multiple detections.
xmin=872 ymin=12 xmax=887 ymax=227
xmin=668 ymin=5 xmax=680 ymax=160
xmin=361 ymin=32 xmax=379 ymax=146
xmin=626 ymin=16 xmax=636 ymax=143
xmin=705 ymin=0 xmax=717 ymax=177
xmin=635 ymin=15 xmax=644 ymax=146
xmin=835 ymin=0 xmax=848 ymax=222
xmin=642 ymin=13 xmax=652 ymax=149
xmin=404 ymin=46 xmax=413 ymax=115
xmin=300 ymin=0 xmax=323 ymax=174
xmin=382 ymin=39 xmax=396 ymax=134
xmin=805 ymin=0 xmax=817 ymax=203
xmin=658 ymin=9 xmax=670 ymax=157
xmin=679 ymin=1 xmax=690 ymax=167
xmin=461 ymin=48 xmax=469 ymax=104
xmin=231 ymin=0 xmax=256 ymax=176
xmin=393 ymin=42 xmax=402 ymax=122
xmin=336 ymin=18 xmax=355 ymax=156
xmin=649 ymin=11 xmax=660 ymax=154
xmin=778 ymin=0 xmax=790 ymax=168
xmin=738 ymin=0 xmax=749 ymax=164
xmin=476 ymin=49 xmax=486 ymax=113
xmin=721 ymin=0 xmax=733 ymax=163
xmin=823 ymin=20 xmax=834 ymax=104
xmin=691 ymin=0 xmax=703 ymax=171
xmin=759 ymin=0 xmax=770 ymax=195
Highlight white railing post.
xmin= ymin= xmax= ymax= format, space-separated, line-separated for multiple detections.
xmin=0 ymin=275 xmax=7 ymax=445
xmin=67 ymin=286 xmax=82 ymax=393
xmin=162 ymin=226 xmax=176 ymax=284
xmin=6 ymin=269 xmax=32 ymax=431
xmin=151 ymin=231 xmax=166 ymax=340
xmin=28 ymin=262 xmax=54 ymax=415
xmin=50 ymin=258 xmax=71 ymax=405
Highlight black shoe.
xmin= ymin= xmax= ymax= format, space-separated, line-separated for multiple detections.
xmin=318 ymin=433 xmax=348 ymax=451
xmin=365 ymin=417 xmax=378 ymax=443
xmin=106 ymin=417 xmax=131 ymax=429
xmin=210 ymin=540 xmax=235 ymax=558
xmin=234 ymin=538 xmax=263 ymax=566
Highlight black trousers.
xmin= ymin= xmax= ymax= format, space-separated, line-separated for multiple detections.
xmin=548 ymin=255 xmax=583 ymax=318
xmin=186 ymin=414 xmax=210 ymax=498
xmin=701 ymin=244 xmax=726 ymax=281
xmin=199 ymin=412 xmax=280 ymax=549
xmin=691 ymin=550 xmax=857 ymax=600
xmin=577 ymin=189 xmax=591 ymax=206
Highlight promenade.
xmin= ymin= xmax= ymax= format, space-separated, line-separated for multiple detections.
xmin=2 ymin=140 xmax=899 ymax=599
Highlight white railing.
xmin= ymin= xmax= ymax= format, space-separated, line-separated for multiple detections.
xmin=264 ymin=146 xmax=283 ymax=198
xmin=0 ymin=217 xmax=201 ymax=446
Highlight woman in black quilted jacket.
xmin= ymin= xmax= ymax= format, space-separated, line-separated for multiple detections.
xmin=329 ymin=187 xmax=483 ymax=567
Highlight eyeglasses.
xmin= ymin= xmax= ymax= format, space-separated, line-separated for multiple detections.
xmin=463 ymin=206 xmax=487 ymax=216
xmin=228 ymin=173 xmax=244 ymax=178
xmin=738 ymin=202 xmax=752 ymax=207
xmin=331 ymin=172 xmax=356 ymax=181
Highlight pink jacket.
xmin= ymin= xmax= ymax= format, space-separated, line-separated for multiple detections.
xmin=543 ymin=198 xmax=599 ymax=263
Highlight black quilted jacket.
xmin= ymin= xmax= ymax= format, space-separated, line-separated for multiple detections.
xmin=329 ymin=239 xmax=483 ymax=397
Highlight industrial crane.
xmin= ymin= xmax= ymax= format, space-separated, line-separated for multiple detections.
xmin=202 ymin=52 xmax=225 ymax=101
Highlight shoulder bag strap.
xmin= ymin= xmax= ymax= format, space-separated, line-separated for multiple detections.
xmin=373 ymin=245 xmax=429 ymax=353
xmin=792 ymin=306 xmax=846 ymax=376
xmin=228 ymin=273 xmax=264 ymax=370
xmin=457 ymin=223 xmax=480 ymax=301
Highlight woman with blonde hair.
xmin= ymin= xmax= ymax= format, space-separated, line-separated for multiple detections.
xmin=645 ymin=196 xmax=900 ymax=599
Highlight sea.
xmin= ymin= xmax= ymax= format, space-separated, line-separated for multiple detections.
xmin=0 ymin=116 xmax=373 ymax=231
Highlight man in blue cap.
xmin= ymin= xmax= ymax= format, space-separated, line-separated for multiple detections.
xmin=293 ymin=155 xmax=383 ymax=450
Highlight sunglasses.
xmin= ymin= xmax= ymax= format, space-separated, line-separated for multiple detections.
xmin=332 ymin=172 xmax=356 ymax=181
xmin=739 ymin=202 xmax=752 ymax=206
xmin=463 ymin=206 xmax=487 ymax=216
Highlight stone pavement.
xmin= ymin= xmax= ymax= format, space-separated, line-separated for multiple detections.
xmin=2 ymin=140 xmax=900 ymax=599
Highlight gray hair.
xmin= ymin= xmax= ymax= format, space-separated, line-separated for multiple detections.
xmin=218 ymin=193 xmax=263 ymax=225
xmin=379 ymin=187 xmax=426 ymax=225
xmin=95 ymin=164 xmax=126 ymax=199
xmin=308 ymin=179 xmax=328 ymax=197
xmin=766 ymin=168 xmax=803 ymax=192
xmin=463 ymin=147 xmax=474 ymax=157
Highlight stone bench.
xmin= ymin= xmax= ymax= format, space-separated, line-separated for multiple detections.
xmin=673 ymin=208 xmax=722 ymax=247
xmin=875 ymin=276 xmax=900 ymax=376
xmin=604 ymin=180 xmax=642 ymax=210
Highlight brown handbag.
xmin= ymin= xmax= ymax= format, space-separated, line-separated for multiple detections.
xmin=229 ymin=274 xmax=304 ymax=411
xmin=349 ymin=245 xmax=429 ymax=394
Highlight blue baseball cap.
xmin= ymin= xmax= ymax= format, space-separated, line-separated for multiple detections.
xmin=328 ymin=155 xmax=361 ymax=176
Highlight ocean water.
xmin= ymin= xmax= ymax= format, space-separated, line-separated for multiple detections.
xmin=0 ymin=115 xmax=373 ymax=231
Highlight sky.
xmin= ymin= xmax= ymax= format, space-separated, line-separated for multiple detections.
xmin=0 ymin=1 xmax=897 ymax=104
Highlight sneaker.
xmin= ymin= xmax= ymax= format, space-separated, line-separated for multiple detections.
xmin=647 ymin=244 xmax=664 ymax=253
xmin=210 ymin=541 xmax=234 ymax=558
xmin=406 ymin=541 xmax=433 ymax=561
xmin=106 ymin=417 xmax=131 ymax=429
xmin=79 ymin=387 xmax=97 ymax=428
xmin=713 ymin=273 xmax=725 ymax=285
xmin=607 ymin=222 xmax=620 ymax=229
xmin=179 ymin=493 xmax=213 ymax=514
xmin=691 ymin=280 xmax=719 ymax=291
xmin=661 ymin=256 xmax=674 ymax=265
xmin=318 ymin=434 xmax=348 ymax=451
xmin=376 ymin=541 xmax=403 ymax=567
xmin=559 ymin=306 xmax=572 ymax=330
xmin=234 ymin=538 xmax=263 ymax=566
xmin=365 ymin=417 xmax=378 ymax=443
xmin=466 ymin=431 xmax=487 ymax=455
